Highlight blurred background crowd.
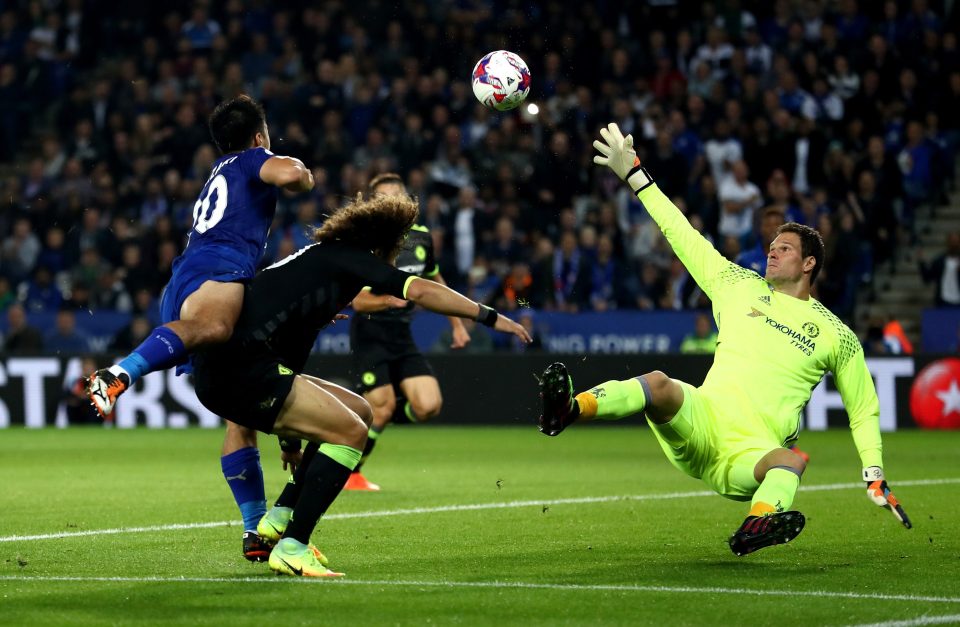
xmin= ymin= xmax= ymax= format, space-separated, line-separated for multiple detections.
xmin=0 ymin=0 xmax=958 ymax=355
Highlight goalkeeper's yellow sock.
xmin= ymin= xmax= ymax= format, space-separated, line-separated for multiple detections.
xmin=574 ymin=377 xmax=650 ymax=421
xmin=749 ymin=466 xmax=801 ymax=517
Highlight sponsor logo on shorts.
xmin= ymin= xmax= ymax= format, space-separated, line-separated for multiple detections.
xmin=259 ymin=397 xmax=277 ymax=409
xmin=362 ymin=371 xmax=376 ymax=386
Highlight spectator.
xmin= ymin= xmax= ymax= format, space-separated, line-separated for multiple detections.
xmin=703 ymin=119 xmax=742 ymax=187
xmin=181 ymin=6 xmax=221 ymax=51
xmin=919 ymin=232 xmax=960 ymax=307
xmin=0 ymin=275 xmax=13 ymax=309
xmin=736 ymin=207 xmax=786 ymax=275
xmin=898 ymin=120 xmax=937 ymax=229
xmin=1 ymin=217 xmax=40 ymax=283
xmin=552 ymin=231 xmax=590 ymax=313
xmin=680 ymin=312 xmax=718 ymax=354
xmin=587 ymin=234 xmax=627 ymax=312
xmin=109 ymin=314 xmax=152 ymax=353
xmin=22 ymin=265 xmax=62 ymax=312
xmin=484 ymin=217 xmax=523 ymax=279
xmin=1 ymin=302 xmax=43 ymax=352
xmin=644 ymin=130 xmax=688 ymax=199
xmin=846 ymin=170 xmax=898 ymax=270
xmin=718 ymin=160 xmax=762 ymax=242
xmin=494 ymin=262 xmax=536 ymax=312
xmin=62 ymin=356 xmax=109 ymax=424
xmin=43 ymin=307 xmax=90 ymax=353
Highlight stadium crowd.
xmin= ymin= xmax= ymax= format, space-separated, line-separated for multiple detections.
xmin=0 ymin=0 xmax=958 ymax=354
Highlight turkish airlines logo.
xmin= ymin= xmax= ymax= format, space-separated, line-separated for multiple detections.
xmin=910 ymin=358 xmax=960 ymax=429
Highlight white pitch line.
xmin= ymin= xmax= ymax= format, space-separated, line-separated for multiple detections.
xmin=849 ymin=615 xmax=960 ymax=626
xmin=0 ymin=575 xmax=959 ymax=606
xmin=1 ymin=477 xmax=957 ymax=544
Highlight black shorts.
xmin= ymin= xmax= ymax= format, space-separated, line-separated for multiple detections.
xmin=192 ymin=346 xmax=297 ymax=434
xmin=350 ymin=317 xmax=433 ymax=394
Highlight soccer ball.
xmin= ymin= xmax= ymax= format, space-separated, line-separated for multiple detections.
xmin=471 ymin=50 xmax=531 ymax=112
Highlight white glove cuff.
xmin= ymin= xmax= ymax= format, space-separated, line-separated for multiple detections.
xmin=626 ymin=165 xmax=654 ymax=194
xmin=863 ymin=466 xmax=885 ymax=482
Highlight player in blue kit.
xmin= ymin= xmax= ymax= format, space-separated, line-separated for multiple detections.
xmin=86 ymin=95 xmax=314 ymax=560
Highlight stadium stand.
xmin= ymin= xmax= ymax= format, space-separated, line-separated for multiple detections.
xmin=0 ymin=0 xmax=957 ymax=354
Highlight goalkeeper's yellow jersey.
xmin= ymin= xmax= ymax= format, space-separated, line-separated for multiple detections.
xmin=637 ymin=185 xmax=883 ymax=469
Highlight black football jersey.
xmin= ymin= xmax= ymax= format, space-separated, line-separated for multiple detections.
xmin=365 ymin=225 xmax=438 ymax=324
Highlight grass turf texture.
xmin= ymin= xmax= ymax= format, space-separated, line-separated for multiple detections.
xmin=1 ymin=426 xmax=958 ymax=626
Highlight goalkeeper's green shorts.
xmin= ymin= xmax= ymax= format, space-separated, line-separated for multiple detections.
xmin=646 ymin=381 xmax=780 ymax=501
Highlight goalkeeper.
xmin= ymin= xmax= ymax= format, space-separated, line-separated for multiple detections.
xmin=539 ymin=123 xmax=912 ymax=556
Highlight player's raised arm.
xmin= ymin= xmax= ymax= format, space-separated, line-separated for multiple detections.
xmin=832 ymin=337 xmax=912 ymax=529
xmin=351 ymin=287 xmax=407 ymax=312
xmin=259 ymin=155 xmax=315 ymax=193
xmin=404 ymin=277 xmax=530 ymax=344
xmin=593 ymin=122 xmax=734 ymax=298
xmin=426 ymin=272 xmax=471 ymax=349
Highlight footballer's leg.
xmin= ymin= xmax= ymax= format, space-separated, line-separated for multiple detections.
xmin=728 ymin=448 xmax=807 ymax=557
xmin=220 ymin=421 xmax=270 ymax=562
xmin=398 ymin=375 xmax=442 ymax=423
xmin=345 ymin=382 xmax=394 ymax=491
xmin=539 ymin=363 xmax=684 ymax=435
xmin=267 ymin=375 xmax=371 ymax=577
xmin=88 ymin=281 xmax=244 ymax=416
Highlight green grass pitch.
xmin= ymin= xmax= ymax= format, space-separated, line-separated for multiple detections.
xmin=1 ymin=426 xmax=958 ymax=626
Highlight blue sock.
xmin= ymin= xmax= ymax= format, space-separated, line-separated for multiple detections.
xmin=115 ymin=326 xmax=188 ymax=385
xmin=221 ymin=447 xmax=267 ymax=532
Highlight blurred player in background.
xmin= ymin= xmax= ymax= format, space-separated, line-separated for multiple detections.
xmin=539 ymin=124 xmax=911 ymax=556
xmin=86 ymin=95 xmax=315 ymax=561
xmin=345 ymin=173 xmax=470 ymax=491
xmin=191 ymin=192 xmax=530 ymax=576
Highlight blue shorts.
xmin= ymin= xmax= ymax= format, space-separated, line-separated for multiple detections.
xmin=159 ymin=246 xmax=255 ymax=374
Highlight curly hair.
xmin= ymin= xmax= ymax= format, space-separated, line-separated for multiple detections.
xmin=313 ymin=193 xmax=419 ymax=261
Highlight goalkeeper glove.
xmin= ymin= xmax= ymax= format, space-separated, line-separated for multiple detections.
xmin=863 ymin=466 xmax=912 ymax=529
xmin=592 ymin=122 xmax=655 ymax=194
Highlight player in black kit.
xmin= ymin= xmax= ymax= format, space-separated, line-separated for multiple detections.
xmin=346 ymin=173 xmax=470 ymax=491
xmin=191 ymin=192 xmax=530 ymax=576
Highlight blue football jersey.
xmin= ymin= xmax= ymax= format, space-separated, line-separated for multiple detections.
xmin=180 ymin=146 xmax=279 ymax=273
xmin=161 ymin=146 xmax=278 ymax=327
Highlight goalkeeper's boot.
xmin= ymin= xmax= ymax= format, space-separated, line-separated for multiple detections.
xmin=539 ymin=362 xmax=578 ymax=436
xmin=87 ymin=369 xmax=129 ymax=418
xmin=728 ymin=511 xmax=806 ymax=557
xmin=242 ymin=531 xmax=271 ymax=562
xmin=344 ymin=472 xmax=380 ymax=491
xmin=268 ymin=538 xmax=343 ymax=578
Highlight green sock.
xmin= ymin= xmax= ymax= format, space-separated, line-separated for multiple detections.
xmin=575 ymin=377 xmax=651 ymax=421
xmin=282 ymin=445 xmax=360 ymax=544
xmin=390 ymin=400 xmax=420 ymax=424
xmin=318 ymin=443 xmax=362 ymax=470
xmin=749 ymin=466 xmax=801 ymax=516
